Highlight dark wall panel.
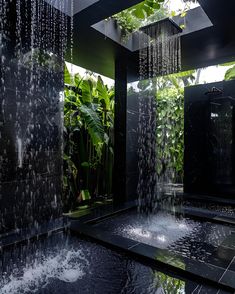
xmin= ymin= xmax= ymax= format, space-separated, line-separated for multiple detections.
xmin=184 ymin=80 xmax=235 ymax=197
xmin=113 ymin=56 xmax=127 ymax=204
xmin=0 ymin=1 xmax=64 ymax=234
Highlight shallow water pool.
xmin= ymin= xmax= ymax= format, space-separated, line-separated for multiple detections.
xmin=93 ymin=210 xmax=234 ymax=266
xmin=0 ymin=231 xmax=228 ymax=294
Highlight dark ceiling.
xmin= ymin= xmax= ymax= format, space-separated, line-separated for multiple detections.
xmin=70 ymin=0 xmax=235 ymax=80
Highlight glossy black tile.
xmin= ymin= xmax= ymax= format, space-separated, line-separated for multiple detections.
xmin=219 ymin=269 xmax=235 ymax=290
xmin=226 ymin=256 xmax=235 ymax=272
xmin=129 ymin=241 xmax=225 ymax=284
xmin=192 ymin=285 xmax=230 ymax=294
xmin=0 ymin=175 xmax=62 ymax=234
xmin=0 ymin=151 xmax=62 ymax=183
xmin=92 ymin=210 xmax=234 ymax=269
xmin=184 ymin=80 xmax=235 ymax=197
xmin=70 ymin=222 xmax=139 ymax=250
xmin=0 ymin=231 xmax=231 ymax=294
xmin=70 ymin=222 xmax=234 ymax=291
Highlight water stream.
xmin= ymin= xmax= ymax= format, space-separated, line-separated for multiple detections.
xmin=0 ymin=0 xmax=76 ymax=289
xmin=138 ymin=19 xmax=181 ymax=214
xmin=0 ymin=0 xmax=72 ymax=233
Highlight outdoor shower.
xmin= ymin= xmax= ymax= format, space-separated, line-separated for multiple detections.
xmin=137 ymin=18 xmax=182 ymax=213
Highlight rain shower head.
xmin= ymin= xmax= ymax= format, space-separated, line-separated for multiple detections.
xmin=139 ymin=18 xmax=182 ymax=37
xmin=138 ymin=17 xmax=182 ymax=76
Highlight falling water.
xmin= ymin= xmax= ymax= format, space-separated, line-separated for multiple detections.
xmin=0 ymin=0 xmax=73 ymax=232
xmin=16 ymin=136 xmax=23 ymax=168
xmin=138 ymin=19 xmax=181 ymax=214
xmin=0 ymin=0 xmax=75 ymax=288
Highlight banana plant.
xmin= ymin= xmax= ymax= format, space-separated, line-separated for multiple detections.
xmin=63 ymin=65 xmax=114 ymax=211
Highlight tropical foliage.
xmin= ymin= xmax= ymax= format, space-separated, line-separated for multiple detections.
xmin=112 ymin=0 xmax=166 ymax=36
xmin=156 ymin=70 xmax=195 ymax=183
xmin=112 ymin=0 xmax=192 ymax=38
xmin=63 ymin=65 xmax=114 ymax=211
xmin=224 ymin=65 xmax=235 ymax=81
xmin=155 ymin=63 xmax=235 ymax=184
xmin=218 ymin=61 xmax=235 ymax=81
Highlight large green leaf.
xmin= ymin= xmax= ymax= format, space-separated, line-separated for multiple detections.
xmin=81 ymin=80 xmax=93 ymax=103
xmin=74 ymin=73 xmax=83 ymax=87
xmin=79 ymin=104 xmax=105 ymax=150
xmin=131 ymin=0 xmax=162 ymax=19
xmin=132 ymin=4 xmax=147 ymax=19
xmin=96 ymin=76 xmax=113 ymax=110
xmin=132 ymin=3 xmax=151 ymax=19
xmin=64 ymin=64 xmax=73 ymax=85
xmin=224 ymin=65 xmax=235 ymax=81
xmin=63 ymin=62 xmax=115 ymax=204
xmin=97 ymin=76 xmax=108 ymax=99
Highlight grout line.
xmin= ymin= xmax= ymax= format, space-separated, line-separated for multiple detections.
xmin=226 ymin=255 xmax=235 ymax=271
xmin=197 ymin=285 xmax=203 ymax=294
xmin=128 ymin=242 xmax=140 ymax=250
xmin=218 ymin=256 xmax=235 ymax=283
xmin=192 ymin=285 xmax=201 ymax=293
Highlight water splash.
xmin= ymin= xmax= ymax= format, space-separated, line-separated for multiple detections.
xmin=0 ymin=249 xmax=89 ymax=294
xmin=138 ymin=19 xmax=181 ymax=214
xmin=117 ymin=213 xmax=196 ymax=249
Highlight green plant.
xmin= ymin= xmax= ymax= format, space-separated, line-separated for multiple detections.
xmin=112 ymin=0 xmax=166 ymax=37
xmin=63 ymin=65 xmax=114 ymax=211
xmin=218 ymin=61 xmax=235 ymax=81
xmin=224 ymin=65 xmax=235 ymax=81
xmin=154 ymin=252 xmax=185 ymax=292
xmin=155 ymin=272 xmax=185 ymax=293
xmin=112 ymin=0 xmax=193 ymax=39
xmin=156 ymin=70 xmax=195 ymax=183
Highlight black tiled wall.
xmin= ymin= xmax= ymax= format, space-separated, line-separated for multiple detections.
xmin=184 ymin=80 xmax=235 ymax=197
xmin=0 ymin=1 xmax=64 ymax=234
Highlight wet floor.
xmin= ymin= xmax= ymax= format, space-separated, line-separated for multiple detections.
xmin=93 ymin=210 xmax=235 ymax=269
xmin=183 ymin=200 xmax=235 ymax=218
xmin=0 ymin=231 xmax=229 ymax=294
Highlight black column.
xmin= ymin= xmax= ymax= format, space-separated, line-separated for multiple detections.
xmin=113 ymin=55 xmax=127 ymax=204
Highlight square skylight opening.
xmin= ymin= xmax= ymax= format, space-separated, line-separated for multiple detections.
xmin=92 ymin=0 xmax=212 ymax=52
xmin=112 ymin=0 xmax=201 ymax=33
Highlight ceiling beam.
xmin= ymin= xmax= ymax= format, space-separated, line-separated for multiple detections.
xmin=74 ymin=0 xmax=143 ymax=27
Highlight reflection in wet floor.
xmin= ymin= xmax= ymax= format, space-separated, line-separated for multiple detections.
xmin=0 ymin=232 xmax=228 ymax=294
xmin=93 ymin=211 xmax=234 ymax=266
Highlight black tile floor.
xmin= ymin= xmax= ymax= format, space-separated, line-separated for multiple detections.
xmin=183 ymin=199 xmax=235 ymax=218
xmin=70 ymin=207 xmax=235 ymax=291
xmin=71 ymin=221 xmax=235 ymax=292
xmin=92 ymin=211 xmax=235 ymax=267
xmin=1 ymin=231 xmax=230 ymax=294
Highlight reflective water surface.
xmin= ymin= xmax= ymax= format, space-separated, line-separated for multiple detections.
xmin=94 ymin=211 xmax=234 ymax=264
xmin=0 ymin=232 xmax=228 ymax=294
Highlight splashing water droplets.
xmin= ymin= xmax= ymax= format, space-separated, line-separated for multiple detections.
xmin=138 ymin=20 xmax=181 ymax=214
xmin=0 ymin=249 xmax=89 ymax=294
